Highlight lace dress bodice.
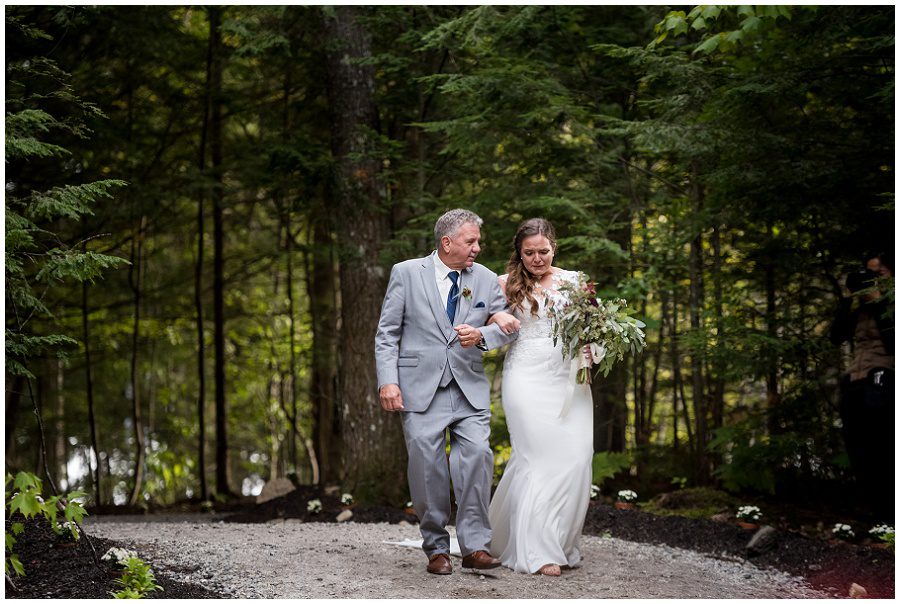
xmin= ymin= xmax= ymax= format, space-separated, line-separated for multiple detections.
xmin=502 ymin=270 xmax=579 ymax=372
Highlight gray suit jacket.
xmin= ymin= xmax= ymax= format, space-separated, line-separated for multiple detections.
xmin=375 ymin=252 xmax=517 ymax=412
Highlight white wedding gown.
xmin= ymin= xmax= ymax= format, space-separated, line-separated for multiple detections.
xmin=489 ymin=270 xmax=594 ymax=573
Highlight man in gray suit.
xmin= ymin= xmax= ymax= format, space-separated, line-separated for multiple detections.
xmin=375 ymin=209 xmax=519 ymax=575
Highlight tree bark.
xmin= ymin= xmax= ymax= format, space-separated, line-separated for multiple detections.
xmin=209 ymin=6 xmax=233 ymax=498
xmin=688 ymin=167 xmax=708 ymax=482
xmin=322 ymin=6 xmax=406 ymax=503
xmin=126 ymin=212 xmax=147 ymax=506
xmin=82 ymin=271 xmax=102 ymax=505
xmin=710 ymin=225 xmax=726 ymax=432
xmin=306 ymin=219 xmax=341 ymax=484
xmin=193 ymin=5 xmax=214 ymax=503
xmin=764 ymin=223 xmax=781 ymax=434
xmin=5 ymin=375 xmax=24 ymax=459
xmin=592 ymin=365 xmax=628 ymax=453
xmin=54 ymin=360 xmax=67 ymax=489
xmin=670 ymin=291 xmax=695 ymax=454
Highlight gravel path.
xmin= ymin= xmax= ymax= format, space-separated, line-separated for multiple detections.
xmin=84 ymin=515 xmax=826 ymax=598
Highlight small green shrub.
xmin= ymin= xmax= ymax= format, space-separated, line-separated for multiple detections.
xmin=869 ymin=525 xmax=895 ymax=551
xmin=110 ymin=555 xmax=164 ymax=598
xmin=641 ymin=487 xmax=741 ymax=519
xmin=591 ymin=452 xmax=631 ymax=487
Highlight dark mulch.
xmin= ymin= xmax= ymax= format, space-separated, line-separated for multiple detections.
xmin=6 ymin=515 xmax=224 ymax=599
xmin=224 ymin=484 xmax=417 ymax=525
xmin=583 ymin=503 xmax=895 ymax=599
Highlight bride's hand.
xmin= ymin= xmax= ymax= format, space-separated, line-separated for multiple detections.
xmin=582 ymin=344 xmax=593 ymax=362
xmin=488 ymin=311 xmax=520 ymax=335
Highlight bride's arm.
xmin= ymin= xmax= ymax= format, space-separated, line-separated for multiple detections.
xmin=487 ymin=311 xmax=519 ymax=334
xmin=487 ymin=274 xmax=519 ymax=334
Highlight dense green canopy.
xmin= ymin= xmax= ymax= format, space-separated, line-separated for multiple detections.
xmin=5 ymin=6 xmax=893 ymax=506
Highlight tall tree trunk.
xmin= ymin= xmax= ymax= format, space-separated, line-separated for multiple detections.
xmin=591 ymin=365 xmax=627 ymax=453
xmin=322 ymin=6 xmax=405 ymax=503
xmin=764 ymin=223 xmax=781 ymax=434
xmin=54 ymin=359 xmax=67 ymax=489
xmin=127 ymin=213 xmax=147 ymax=506
xmin=285 ymin=220 xmax=304 ymax=477
xmin=592 ymin=166 xmax=632 ymax=454
xmin=645 ymin=288 xmax=665 ymax=446
xmin=306 ymin=219 xmax=341 ymax=485
xmin=670 ymin=291 xmax=694 ymax=454
xmin=209 ymin=6 xmax=233 ymax=498
xmin=82 ymin=273 xmax=102 ymax=505
xmin=192 ymin=5 xmax=214 ymax=503
xmin=276 ymin=46 xmax=304 ymax=478
xmin=688 ymin=168 xmax=708 ymax=482
xmin=24 ymin=362 xmax=58 ymax=496
xmin=710 ymin=224 xmax=726 ymax=432
xmin=632 ymin=211 xmax=647 ymax=449
xmin=5 ymin=374 xmax=25 ymax=459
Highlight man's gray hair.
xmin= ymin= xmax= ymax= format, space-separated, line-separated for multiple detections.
xmin=434 ymin=209 xmax=483 ymax=248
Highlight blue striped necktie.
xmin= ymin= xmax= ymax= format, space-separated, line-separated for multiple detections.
xmin=446 ymin=271 xmax=459 ymax=323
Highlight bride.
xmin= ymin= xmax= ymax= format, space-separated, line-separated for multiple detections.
xmin=487 ymin=218 xmax=594 ymax=577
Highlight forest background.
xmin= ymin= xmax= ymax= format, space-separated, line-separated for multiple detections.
xmin=5 ymin=5 xmax=894 ymax=510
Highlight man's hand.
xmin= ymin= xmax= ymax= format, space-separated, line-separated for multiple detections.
xmin=487 ymin=311 xmax=521 ymax=335
xmin=379 ymin=384 xmax=404 ymax=412
xmin=455 ymin=324 xmax=483 ymax=348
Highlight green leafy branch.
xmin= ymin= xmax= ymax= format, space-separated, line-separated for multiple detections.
xmin=5 ymin=471 xmax=89 ymax=580
xmin=649 ymin=5 xmax=803 ymax=55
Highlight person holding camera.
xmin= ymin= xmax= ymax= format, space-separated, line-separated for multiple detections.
xmin=830 ymin=252 xmax=894 ymax=519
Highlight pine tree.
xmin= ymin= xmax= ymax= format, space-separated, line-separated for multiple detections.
xmin=6 ymin=11 xmax=128 ymax=492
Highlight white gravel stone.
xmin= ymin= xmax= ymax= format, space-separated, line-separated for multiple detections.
xmin=83 ymin=516 xmax=826 ymax=598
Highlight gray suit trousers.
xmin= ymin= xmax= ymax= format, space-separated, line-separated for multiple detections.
xmin=401 ymin=379 xmax=493 ymax=558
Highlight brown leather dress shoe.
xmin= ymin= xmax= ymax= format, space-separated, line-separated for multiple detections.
xmin=461 ymin=550 xmax=501 ymax=570
xmin=427 ymin=553 xmax=452 ymax=575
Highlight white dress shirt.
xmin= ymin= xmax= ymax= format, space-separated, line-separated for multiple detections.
xmin=433 ymin=251 xmax=460 ymax=309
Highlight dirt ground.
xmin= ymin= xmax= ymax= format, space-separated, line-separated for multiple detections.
xmin=7 ymin=489 xmax=894 ymax=599
xmin=81 ymin=517 xmax=822 ymax=599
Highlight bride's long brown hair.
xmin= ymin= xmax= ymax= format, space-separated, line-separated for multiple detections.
xmin=505 ymin=218 xmax=557 ymax=317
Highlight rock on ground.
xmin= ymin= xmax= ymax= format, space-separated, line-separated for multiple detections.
xmin=84 ymin=516 xmax=825 ymax=599
xmin=255 ymin=478 xmax=296 ymax=504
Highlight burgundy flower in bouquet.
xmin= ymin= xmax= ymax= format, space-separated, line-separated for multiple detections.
xmin=547 ymin=273 xmax=646 ymax=384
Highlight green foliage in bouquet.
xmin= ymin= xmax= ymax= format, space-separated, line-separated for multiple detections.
xmin=548 ymin=273 xmax=646 ymax=382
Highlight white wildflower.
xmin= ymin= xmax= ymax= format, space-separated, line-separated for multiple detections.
xmin=869 ymin=524 xmax=894 ymax=536
xmin=832 ymin=523 xmax=854 ymax=538
xmin=617 ymin=489 xmax=637 ymax=502
xmin=736 ymin=505 xmax=762 ymax=522
xmin=101 ymin=547 xmax=138 ymax=566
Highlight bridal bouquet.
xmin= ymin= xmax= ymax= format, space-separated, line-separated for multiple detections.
xmin=548 ymin=273 xmax=646 ymax=384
